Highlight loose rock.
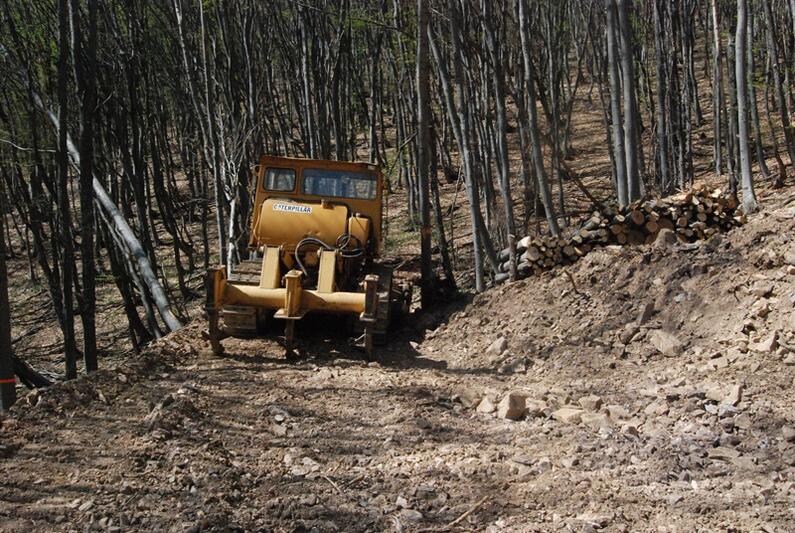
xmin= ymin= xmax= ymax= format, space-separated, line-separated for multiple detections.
xmin=648 ymin=329 xmax=684 ymax=356
xmin=552 ymin=407 xmax=584 ymax=425
xmin=486 ymin=337 xmax=508 ymax=357
xmin=497 ymin=393 xmax=526 ymax=420
xmin=706 ymin=383 xmax=743 ymax=407
xmin=637 ymin=302 xmax=655 ymax=325
xmin=524 ymin=399 xmax=548 ymax=418
xmin=476 ymin=397 xmax=496 ymax=414
xmin=751 ymin=331 xmax=778 ymax=353
xmin=578 ymin=395 xmax=603 ymax=411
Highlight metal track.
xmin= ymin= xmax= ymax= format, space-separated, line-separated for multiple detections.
xmin=227 ymin=259 xmax=263 ymax=285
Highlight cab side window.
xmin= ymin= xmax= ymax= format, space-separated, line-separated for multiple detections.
xmin=263 ymin=167 xmax=296 ymax=192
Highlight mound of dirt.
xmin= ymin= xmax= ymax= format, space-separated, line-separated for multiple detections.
xmin=1 ymin=190 xmax=794 ymax=532
xmin=421 ymin=188 xmax=795 ymax=530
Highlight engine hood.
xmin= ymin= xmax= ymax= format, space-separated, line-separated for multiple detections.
xmin=253 ymin=198 xmax=349 ymax=250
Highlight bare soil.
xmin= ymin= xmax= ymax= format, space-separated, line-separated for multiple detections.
xmin=1 ymin=185 xmax=794 ymax=532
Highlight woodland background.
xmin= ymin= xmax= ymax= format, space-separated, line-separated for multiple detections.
xmin=0 ymin=0 xmax=792 ymax=383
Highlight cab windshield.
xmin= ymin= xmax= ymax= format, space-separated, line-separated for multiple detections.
xmin=302 ymin=168 xmax=377 ymax=200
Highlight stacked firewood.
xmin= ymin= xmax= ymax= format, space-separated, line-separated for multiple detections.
xmin=495 ymin=186 xmax=744 ymax=283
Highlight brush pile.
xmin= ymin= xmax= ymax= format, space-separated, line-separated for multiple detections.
xmin=495 ymin=186 xmax=745 ymax=283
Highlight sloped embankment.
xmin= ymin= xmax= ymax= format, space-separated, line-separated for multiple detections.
xmin=420 ymin=188 xmax=795 ymax=529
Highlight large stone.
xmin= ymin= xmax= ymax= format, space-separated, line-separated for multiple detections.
xmin=510 ymin=453 xmax=534 ymax=466
xmin=752 ymin=300 xmax=770 ymax=319
xmin=498 ymin=357 xmax=527 ymax=375
xmin=497 ymin=393 xmax=526 ymax=420
xmin=486 ymin=337 xmax=508 ymax=357
xmin=750 ymin=331 xmax=778 ymax=353
xmin=456 ymin=389 xmax=481 ymax=409
xmin=576 ymin=512 xmax=613 ymax=529
xmin=618 ymin=325 xmax=640 ymax=345
xmin=476 ymin=397 xmax=496 ymax=414
xmin=708 ymin=446 xmax=741 ymax=461
xmin=706 ymin=383 xmax=743 ymax=406
xmin=648 ymin=329 xmax=684 ymax=356
xmin=535 ymin=457 xmax=552 ymax=473
xmin=749 ymin=282 xmax=774 ymax=297
xmin=644 ymin=400 xmax=668 ymax=417
xmin=733 ymin=413 xmax=752 ymax=430
xmin=578 ymin=395 xmax=603 ymax=412
xmin=552 ymin=407 xmax=584 ymax=425
xmin=725 ymin=384 xmax=743 ymax=406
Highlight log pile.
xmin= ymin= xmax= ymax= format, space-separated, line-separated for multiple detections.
xmin=495 ymin=186 xmax=745 ymax=283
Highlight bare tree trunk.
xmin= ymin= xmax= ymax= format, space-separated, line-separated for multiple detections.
xmin=736 ymin=0 xmax=758 ymax=212
xmin=518 ymin=0 xmax=560 ymax=236
xmin=299 ymin=8 xmax=317 ymax=158
xmin=71 ymin=0 xmax=98 ymax=372
xmin=0 ymin=199 xmax=16 ymax=408
xmin=616 ymin=0 xmax=641 ymax=201
xmin=483 ymin=0 xmax=517 ymax=280
xmin=31 ymin=91 xmax=184 ymax=334
xmin=605 ymin=0 xmax=628 ymax=205
xmin=726 ymin=31 xmax=739 ymax=195
xmin=57 ymin=0 xmax=78 ymax=380
xmin=416 ymin=0 xmax=433 ymax=307
xmin=199 ymin=1 xmax=227 ymax=265
xmin=762 ymin=0 xmax=795 ymax=170
xmin=653 ymin=0 xmax=670 ymax=191
xmin=710 ymin=0 xmax=724 ymax=178
xmin=431 ymin=125 xmax=456 ymax=290
xmin=747 ymin=6 xmax=773 ymax=184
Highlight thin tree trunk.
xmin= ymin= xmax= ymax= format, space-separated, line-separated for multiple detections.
xmin=605 ymin=0 xmax=628 ymax=205
xmin=736 ymin=0 xmax=758 ymax=212
xmin=57 ymin=0 xmax=78 ymax=380
xmin=71 ymin=0 xmax=98 ymax=372
xmin=0 ymin=197 xmax=16 ymax=408
xmin=653 ymin=0 xmax=670 ymax=191
xmin=762 ymin=0 xmax=795 ymax=169
xmin=483 ymin=0 xmax=517 ymax=280
xmin=747 ymin=6 xmax=773 ymax=184
xmin=616 ymin=0 xmax=641 ymax=201
xmin=416 ymin=0 xmax=433 ymax=307
xmin=518 ymin=0 xmax=560 ymax=236
xmin=710 ymin=0 xmax=724 ymax=178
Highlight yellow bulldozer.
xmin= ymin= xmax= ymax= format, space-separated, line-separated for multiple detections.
xmin=205 ymin=155 xmax=411 ymax=359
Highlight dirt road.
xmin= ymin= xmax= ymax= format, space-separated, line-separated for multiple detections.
xmin=1 ymin=189 xmax=795 ymax=532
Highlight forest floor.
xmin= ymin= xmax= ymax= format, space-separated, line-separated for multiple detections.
xmin=1 ymin=182 xmax=794 ymax=532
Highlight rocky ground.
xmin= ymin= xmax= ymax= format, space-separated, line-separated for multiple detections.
xmin=1 ymin=187 xmax=795 ymax=532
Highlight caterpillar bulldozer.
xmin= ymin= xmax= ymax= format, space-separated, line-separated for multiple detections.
xmin=205 ymin=155 xmax=411 ymax=359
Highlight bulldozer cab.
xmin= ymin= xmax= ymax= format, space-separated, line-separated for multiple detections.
xmin=248 ymin=156 xmax=383 ymax=256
